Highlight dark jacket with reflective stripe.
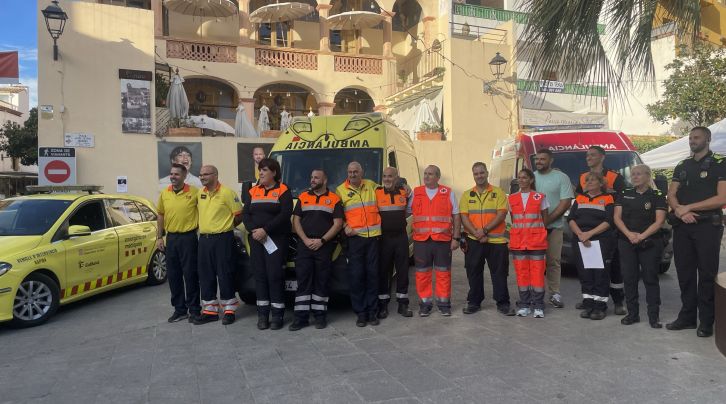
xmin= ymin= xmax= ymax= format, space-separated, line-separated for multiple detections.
xmin=242 ymin=182 xmax=293 ymax=236
xmin=375 ymin=186 xmax=408 ymax=235
xmin=567 ymin=193 xmax=614 ymax=240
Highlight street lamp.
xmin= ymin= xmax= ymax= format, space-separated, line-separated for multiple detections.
xmin=489 ymin=52 xmax=507 ymax=80
xmin=42 ymin=0 xmax=68 ymax=61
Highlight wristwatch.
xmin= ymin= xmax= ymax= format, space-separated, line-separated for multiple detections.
xmin=321 ymin=237 xmax=327 ymax=244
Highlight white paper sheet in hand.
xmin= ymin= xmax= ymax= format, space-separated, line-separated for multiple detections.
xmin=578 ymin=240 xmax=604 ymax=269
xmin=263 ymin=237 xmax=278 ymax=254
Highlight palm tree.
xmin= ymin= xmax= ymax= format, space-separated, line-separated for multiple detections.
xmin=517 ymin=0 xmax=701 ymax=98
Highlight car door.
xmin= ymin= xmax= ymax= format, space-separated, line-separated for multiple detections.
xmin=106 ymin=199 xmax=154 ymax=279
xmin=61 ymin=200 xmax=119 ymax=298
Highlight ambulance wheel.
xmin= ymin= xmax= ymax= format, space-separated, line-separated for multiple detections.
xmin=11 ymin=272 xmax=60 ymax=328
xmin=146 ymin=250 xmax=167 ymax=285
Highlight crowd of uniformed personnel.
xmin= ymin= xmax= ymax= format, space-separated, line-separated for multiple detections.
xmin=155 ymin=126 xmax=724 ymax=338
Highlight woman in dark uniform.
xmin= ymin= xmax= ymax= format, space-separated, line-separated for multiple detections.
xmin=613 ymin=164 xmax=667 ymax=328
xmin=242 ymin=158 xmax=293 ymax=330
xmin=568 ymin=172 xmax=615 ymax=320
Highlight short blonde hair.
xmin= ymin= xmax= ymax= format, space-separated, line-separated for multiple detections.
xmin=630 ymin=164 xmax=656 ymax=189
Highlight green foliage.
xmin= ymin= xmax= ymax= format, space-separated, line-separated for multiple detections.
xmin=418 ymin=122 xmax=444 ymax=133
xmin=0 ymin=108 xmax=38 ymax=166
xmin=628 ymin=135 xmax=678 ymax=154
xmin=646 ymin=43 xmax=726 ymax=128
xmin=155 ymin=73 xmax=170 ymax=108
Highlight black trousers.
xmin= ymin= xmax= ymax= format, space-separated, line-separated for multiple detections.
xmin=166 ymin=231 xmax=200 ymax=314
xmin=294 ymin=241 xmax=335 ymax=320
xmin=198 ymin=231 xmax=237 ymax=308
xmin=249 ymin=233 xmax=288 ymax=319
xmin=378 ymin=232 xmax=410 ymax=305
xmin=673 ymin=221 xmax=723 ymax=327
xmin=572 ymin=237 xmax=614 ymax=311
xmin=464 ymin=241 xmax=511 ymax=308
xmin=618 ymin=238 xmax=662 ymax=319
xmin=347 ymin=235 xmax=379 ymax=316
xmin=609 ymin=250 xmax=625 ymax=305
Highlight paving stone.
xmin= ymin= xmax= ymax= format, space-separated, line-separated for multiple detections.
xmin=347 ymin=370 xmax=411 ymax=402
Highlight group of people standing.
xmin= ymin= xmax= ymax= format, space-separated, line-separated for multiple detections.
xmin=156 ymin=126 xmax=724 ymax=338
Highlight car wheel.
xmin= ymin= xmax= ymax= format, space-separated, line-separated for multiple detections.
xmin=659 ymin=261 xmax=670 ymax=274
xmin=11 ymin=272 xmax=60 ymax=328
xmin=146 ymin=250 xmax=167 ymax=285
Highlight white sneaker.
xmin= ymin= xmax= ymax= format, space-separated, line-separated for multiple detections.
xmin=533 ymin=309 xmax=544 ymax=318
xmin=516 ymin=308 xmax=531 ymax=317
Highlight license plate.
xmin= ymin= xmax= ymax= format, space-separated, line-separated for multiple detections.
xmin=284 ymin=280 xmax=298 ymax=291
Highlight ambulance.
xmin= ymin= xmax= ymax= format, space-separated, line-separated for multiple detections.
xmin=236 ymin=113 xmax=420 ymax=302
xmin=489 ymin=130 xmax=673 ymax=273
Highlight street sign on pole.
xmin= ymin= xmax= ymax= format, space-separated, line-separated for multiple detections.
xmin=38 ymin=147 xmax=76 ymax=186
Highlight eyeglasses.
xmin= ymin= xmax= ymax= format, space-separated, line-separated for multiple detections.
xmin=199 ymin=172 xmax=216 ymax=177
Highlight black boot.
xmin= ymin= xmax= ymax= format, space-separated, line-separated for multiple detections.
xmin=270 ymin=317 xmax=283 ymax=330
xmin=257 ymin=314 xmax=270 ymax=330
xmin=377 ymin=301 xmax=389 ymax=319
xmin=397 ymin=302 xmax=413 ymax=317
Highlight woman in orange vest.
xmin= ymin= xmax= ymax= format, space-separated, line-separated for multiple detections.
xmin=568 ymin=172 xmax=615 ymax=321
xmin=509 ymin=168 xmax=549 ymax=318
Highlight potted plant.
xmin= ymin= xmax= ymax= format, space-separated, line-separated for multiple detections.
xmin=167 ymin=117 xmax=202 ymax=137
xmin=416 ymin=122 xmax=444 ymax=141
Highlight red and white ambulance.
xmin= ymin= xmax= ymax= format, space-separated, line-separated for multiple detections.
xmin=489 ymin=129 xmax=672 ymax=272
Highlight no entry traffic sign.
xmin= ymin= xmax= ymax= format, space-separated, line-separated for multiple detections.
xmin=38 ymin=147 xmax=76 ymax=186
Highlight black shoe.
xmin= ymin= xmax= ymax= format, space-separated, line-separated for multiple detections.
xmin=613 ymin=304 xmax=627 ymax=316
xmin=438 ymin=306 xmax=452 ymax=317
xmin=462 ymin=305 xmax=480 ymax=315
xmin=314 ymin=317 xmax=327 ymax=329
xmin=168 ymin=312 xmax=189 ymax=323
xmin=378 ymin=305 xmax=389 ymax=319
xmin=697 ymin=325 xmax=713 ymax=337
xmin=580 ymin=309 xmax=593 ymax=319
xmin=222 ymin=313 xmax=235 ymax=325
xmin=575 ymin=301 xmax=585 ymax=310
xmin=419 ymin=305 xmax=433 ymax=317
xmin=649 ymin=319 xmax=663 ymax=329
xmin=666 ymin=320 xmax=697 ymax=331
xmin=270 ymin=318 xmax=283 ymax=330
xmin=368 ymin=315 xmax=380 ymax=326
xmin=356 ymin=314 xmax=367 ymax=327
xmin=397 ymin=303 xmax=413 ymax=317
xmin=620 ymin=315 xmax=640 ymax=325
xmin=590 ymin=310 xmax=606 ymax=320
xmin=497 ymin=306 xmax=516 ymax=316
xmin=288 ymin=319 xmax=309 ymax=331
xmin=257 ymin=316 xmax=270 ymax=330
xmin=188 ymin=312 xmax=201 ymax=323
xmin=193 ymin=313 xmax=219 ymax=325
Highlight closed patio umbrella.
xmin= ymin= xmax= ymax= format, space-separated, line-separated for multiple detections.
xmin=164 ymin=0 xmax=238 ymax=18
xmin=166 ymin=70 xmax=189 ymax=120
xmin=189 ymin=115 xmax=235 ymax=134
xmin=235 ymin=104 xmax=258 ymax=138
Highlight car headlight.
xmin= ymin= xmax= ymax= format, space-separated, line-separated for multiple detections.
xmin=0 ymin=262 xmax=11 ymax=277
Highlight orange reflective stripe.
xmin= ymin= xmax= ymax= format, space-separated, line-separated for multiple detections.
xmin=508 ymin=192 xmax=547 ymax=250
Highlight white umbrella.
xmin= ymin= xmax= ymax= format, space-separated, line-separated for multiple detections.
xmin=326 ymin=11 xmax=384 ymax=30
xmin=235 ymin=104 xmax=258 ymax=138
xmin=166 ymin=71 xmax=189 ymax=119
xmin=164 ymin=0 xmax=238 ymax=18
xmin=249 ymin=2 xmax=314 ymax=23
xmin=189 ymin=115 xmax=235 ymax=134
xmin=641 ymin=118 xmax=726 ymax=169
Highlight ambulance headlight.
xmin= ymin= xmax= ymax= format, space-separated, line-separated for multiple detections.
xmin=0 ymin=262 xmax=11 ymax=277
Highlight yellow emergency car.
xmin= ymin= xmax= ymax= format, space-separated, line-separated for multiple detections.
xmin=237 ymin=113 xmax=420 ymax=301
xmin=0 ymin=187 xmax=166 ymax=327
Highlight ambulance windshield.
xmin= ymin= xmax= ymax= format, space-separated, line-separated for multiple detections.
xmin=0 ymin=199 xmax=72 ymax=236
xmin=531 ymin=151 xmax=642 ymax=188
xmin=270 ymin=148 xmax=383 ymax=196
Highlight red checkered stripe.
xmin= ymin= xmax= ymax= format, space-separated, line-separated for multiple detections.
xmin=124 ymin=246 xmax=149 ymax=257
xmin=60 ymin=266 xmax=148 ymax=299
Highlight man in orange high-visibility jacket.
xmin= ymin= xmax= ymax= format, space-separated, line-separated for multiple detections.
xmin=336 ymin=162 xmax=382 ymax=327
xmin=408 ymin=165 xmax=461 ymax=317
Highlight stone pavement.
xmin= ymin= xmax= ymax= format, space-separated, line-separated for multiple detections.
xmin=1 ymin=251 xmax=725 ymax=404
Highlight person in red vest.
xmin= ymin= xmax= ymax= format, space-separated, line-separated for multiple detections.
xmin=568 ymin=172 xmax=616 ymax=320
xmin=409 ymin=165 xmax=461 ymax=317
xmin=509 ymin=168 xmax=550 ymax=318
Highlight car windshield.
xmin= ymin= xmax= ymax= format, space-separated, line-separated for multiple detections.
xmin=531 ymin=151 xmax=642 ymax=188
xmin=0 ymin=199 xmax=72 ymax=236
xmin=270 ymin=148 xmax=383 ymax=196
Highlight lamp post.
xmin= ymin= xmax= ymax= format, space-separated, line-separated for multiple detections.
xmin=42 ymin=0 xmax=68 ymax=61
xmin=483 ymin=52 xmax=508 ymax=94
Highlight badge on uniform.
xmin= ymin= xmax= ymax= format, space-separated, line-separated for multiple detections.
xmin=272 ymin=191 xmax=279 ymax=197
xmin=644 ymin=202 xmax=651 ymax=210
xmin=700 ymin=171 xmax=708 ymax=178
xmin=533 ymin=193 xmax=542 ymax=201
xmin=491 ymin=193 xmax=497 ymax=199
xmin=440 ymin=188 xmax=448 ymax=194
xmin=201 ymin=194 xmax=207 ymax=199
xmin=398 ymin=196 xmax=406 ymax=204
xmin=325 ymin=198 xmax=331 ymax=204
xmin=599 ymin=199 xmax=605 ymax=204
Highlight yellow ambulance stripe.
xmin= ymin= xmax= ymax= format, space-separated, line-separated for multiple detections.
xmin=61 ymin=266 xmax=148 ymax=299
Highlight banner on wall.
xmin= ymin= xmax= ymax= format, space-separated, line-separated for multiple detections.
xmin=520 ymin=108 xmax=608 ymax=130
xmin=120 ymin=69 xmax=152 ymax=134
xmin=0 ymin=51 xmax=19 ymax=84
xmin=157 ymin=142 xmax=203 ymax=191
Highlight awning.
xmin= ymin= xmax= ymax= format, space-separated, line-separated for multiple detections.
xmin=641 ymin=118 xmax=726 ymax=169
xmin=387 ymin=89 xmax=443 ymax=140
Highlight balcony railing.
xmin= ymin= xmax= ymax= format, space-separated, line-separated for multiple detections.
xmin=393 ymin=51 xmax=445 ymax=94
xmin=517 ymin=79 xmax=608 ymax=97
xmin=453 ymin=4 xmax=606 ymax=35
xmin=166 ymin=40 xmax=237 ymax=63
xmin=255 ymin=48 xmax=318 ymax=70
xmin=334 ymin=55 xmax=383 ymax=74
xmin=450 ymin=22 xmax=507 ymax=43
